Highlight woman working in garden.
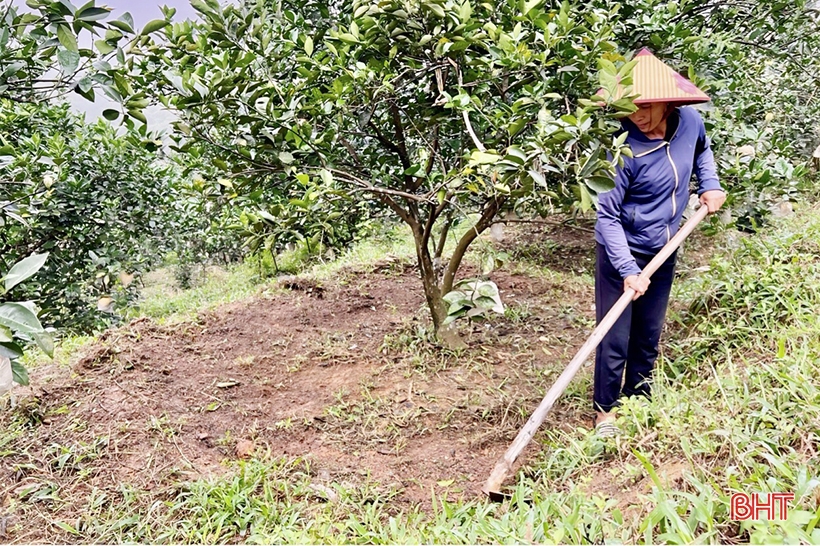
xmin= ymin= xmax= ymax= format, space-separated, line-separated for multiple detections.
xmin=593 ymin=49 xmax=726 ymax=436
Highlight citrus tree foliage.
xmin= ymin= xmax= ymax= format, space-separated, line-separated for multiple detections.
xmin=0 ymin=0 xmax=168 ymax=381
xmin=168 ymin=131 xmax=373 ymax=273
xmin=0 ymin=102 xmax=182 ymax=331
xmin=130 ymin=0 xmax=635 ymax=345
xmin=0 ymin=0 xmax=170 ymax=115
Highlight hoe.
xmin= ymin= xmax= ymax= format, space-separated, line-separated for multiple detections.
xmin=483 ymin=205 xmax=710 ymax=501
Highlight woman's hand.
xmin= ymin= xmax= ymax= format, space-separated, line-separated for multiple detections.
xmin=700 ymin=190 xmax=726 ymax=213
xmin=624 ymin=275 xmax=650 ymax=300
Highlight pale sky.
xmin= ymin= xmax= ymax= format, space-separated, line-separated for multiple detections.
xmin=12 ymin=0 xmax=201 ymax=27
xmin=83 ymin=0 xmax=200 ymax=28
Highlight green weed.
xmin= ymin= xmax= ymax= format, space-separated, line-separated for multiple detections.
xmin=127 ymin=263 xmax=263 ymax=324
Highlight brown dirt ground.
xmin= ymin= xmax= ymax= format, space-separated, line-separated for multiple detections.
xmin=0 ymin=222 xmax=720 ymax=542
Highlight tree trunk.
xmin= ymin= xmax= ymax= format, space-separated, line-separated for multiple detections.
xmin=413 ymin=224 xmax=466 ymax=350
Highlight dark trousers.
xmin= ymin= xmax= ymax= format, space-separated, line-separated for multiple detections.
xmin=593 ymin=243 xmax=677 ymax=413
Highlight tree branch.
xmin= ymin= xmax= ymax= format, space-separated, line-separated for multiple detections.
xmin=327 ymin=169 xmax=419 ymax=227
xmin=338 ymin=136 xmax=362 ymax=168
xmin=442 ymin=196 xmax=504 ymax=294
xmin=367 ymin=118 xmax=406 ymax=163
xmin=435 ymin=210 xmax=454 ymax=259
xmin=448 ymin=57 xmax=487 ymax=153
xmin=327 ymin=169 xmax=429 ymax=203
xmin=426 ymin=126 xmax=439 ymax=177
xmin=463 ymin=110 xmax=486 ymax=152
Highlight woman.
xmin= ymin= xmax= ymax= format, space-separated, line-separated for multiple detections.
xmin=593 ymin=49 xmax=726 ymax=435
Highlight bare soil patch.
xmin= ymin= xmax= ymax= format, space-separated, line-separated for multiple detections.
xmin=500 ymin=218 xmax=597 ymax=276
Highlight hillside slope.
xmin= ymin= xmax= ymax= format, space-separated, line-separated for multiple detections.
xmin=1 ymin=212 xmax=818 ymax=543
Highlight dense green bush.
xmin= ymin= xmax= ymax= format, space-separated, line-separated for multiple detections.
xmin=0 ymin=102 xmax=184 ymax=331
xmin=673 ymin=215 xmax=820 ymax=358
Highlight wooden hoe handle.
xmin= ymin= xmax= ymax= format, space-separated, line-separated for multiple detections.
xmin=483 ymin=205 xmax=710 ymax=496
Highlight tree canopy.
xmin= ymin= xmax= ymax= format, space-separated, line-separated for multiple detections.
xmin=130 ymin=0 xmax=640 ymax=345
xmin=0 ymin=0 xmax=168 ymax=381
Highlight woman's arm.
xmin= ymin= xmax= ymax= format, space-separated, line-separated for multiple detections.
xmin=693 ymin=113 xmax=726 ymax=212
xmin=597 ymin=157 xmax=642 ymax=279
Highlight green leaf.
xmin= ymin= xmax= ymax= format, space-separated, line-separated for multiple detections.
xmin=95 ymin=40 xmax=116 ymax=55
xmin=54 ymin=521 xmax=80 ymax=536
xmin=32 ymin=331 xmax=54 ymax=358
xmin=776 ymin=337 xmax=786 ymax=358
xmin=504 ymin=146 xmax=527 ymax=165
xmin=57 ymin=49 xmax=80 ymax=73
xmin=470 ymin=150 xmax=502 ymax=165
xmin=528 ymin=169 xmax=546 ymax=187
xmin=11 ymin=360 xmax=29 ymax=387
xmin=617 ymin=59 xmax=639 ymax=78
xmin=109 ymin=19 xmax=134 ymax=33
xmin=127 ymin=109 xmax=147 ymax=124
xmin=102 ymin=109 xmax=120 ymax=121
xmin=443 ymin=308 xmax=467 ymax=325
xmin=523 ymin=0 xmax=542 ymax=16
xmin=190 ymin=0 xmax=216 ymax=15
xmin=0 ymin=326 xmax=11 ymax=343
xmin=474 ymin=296 xmax=497 ymax=309
xmin=597 ymin=57 xmax=617 ymax=74
xmin=127 ymin=98 xmax=150 ymax=109
xmin=578 ymin=182 xmax=592 ymax=212
xmin=477 ymin=282 xmax=498 ymax=298
xmin=586 ymin=177 xmax=614 ymax=194
xmin=0 ymin=342 xmax=24 ymax=360
xmin=447 ymin=301 xmax=468 ymax=315
xmin=612 ymin=98 xmax=637 ymax=113
xmin=77 ymin=76 xmax=93 ymax=93
xmin=0 ymin=303 xmax=46 ymax=335
xmin=57 ymin=24 xmax=78 ymax=52
xmin=442 ymin=290 xmax=467 ymax=304
xmin=577 ymin=153 xmax=600 ymax=179
xmin=304 ymin=36 xmax=314 ymax=56
xmin=141 ymin=19 xmax=169 ymax=36
xmin=5 ymin=253 xmax=48 ymax=292
xmin=77 ymin=6 xmax=111 ymax=22
xmin=426 ymin=2 xmax=445 ymax=18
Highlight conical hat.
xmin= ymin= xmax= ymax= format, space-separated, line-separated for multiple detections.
xmin=604 ymin=48 xmax=710 ymax=105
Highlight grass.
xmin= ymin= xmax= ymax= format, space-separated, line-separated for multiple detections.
xmin=523 ymin=207 xmax=820 ymax=543
xmin=36 ymin=456 xmax=622 ymax=544
xmin=126 ymin=224 xmax=415 ymax=326
xmin=4 ymin=209 xmax=820 ymax=543
xmin=128 ymin=262 xmax=264 ymax=324
xmin=310 ymin=224 xmax=416 ymax=280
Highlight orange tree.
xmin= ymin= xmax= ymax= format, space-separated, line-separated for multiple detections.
xmin=127 ymin=0 xmax=636 ymax=346
xmin=0 ymin=0 xmax=163 ymax=382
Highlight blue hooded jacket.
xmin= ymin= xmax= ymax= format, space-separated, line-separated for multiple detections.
xmin=594 ymin=106 xmax=723 ymax=279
